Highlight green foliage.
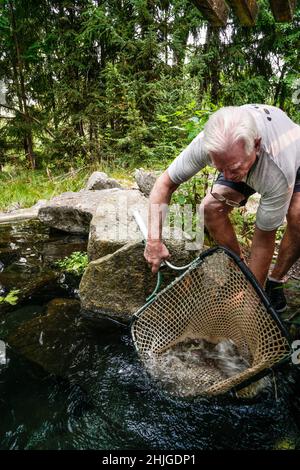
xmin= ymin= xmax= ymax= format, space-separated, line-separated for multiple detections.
xmin=222 ymin=76 xmax=270 ymax=106
xmin=171 ymin=169 xmax=212 ymax=209
xmin=55 ymin=251 xmax=88 ymax=277
xmin=0 ymin=0 xmax=299 ymax=168
xmin=0 ymin=289 xmax=20 ymax=306
xmin=230 ymin=210 xmax=256 ymax=247
xmin=230 ymin=205 xmax=287 ymax=249
xmin=169 ymin=169 xmax=213 ymax=239
xmin=274 ymin=438 xmax=296 ymax=450
xmin=0 ymin=166 xmax=90 ymax=210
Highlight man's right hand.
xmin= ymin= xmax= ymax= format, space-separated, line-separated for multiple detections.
xmin=144 ymin=240 xmax=170 ymax=274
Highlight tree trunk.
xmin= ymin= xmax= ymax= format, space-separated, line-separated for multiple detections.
xmin=44 ymin=0 xmax=58 ymax=131
xmin=273 ymin=64 xmax=287 ymax=107
xmin=8 ymin=0 xmax=35 ymax=169
xmin=200 ymin=25 xmax=221 ymax=104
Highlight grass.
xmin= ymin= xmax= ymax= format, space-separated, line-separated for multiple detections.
xmin=0 ymin=164 xmax=135 ymax=212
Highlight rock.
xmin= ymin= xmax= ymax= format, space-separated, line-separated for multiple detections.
xmin=40 ymin=235 xmax=87 ymax=266
xmin=88 ymin=189 xmax=148 ymax=260
xmin=0 ymin=200 xmax=47 ymax=225
xmin=38 ymin=189 xmax=124 ymax=234
xmin=280 ymin=275 xmax=300 ymax=339
xmin=0 ymin=219 xmax=88 ymax=314
xmin=134 ymin=168 xmax=160 ymax=197
xmin=0 ymin=269 xmax=66 ymax=315
xmin=80 ymin=241 xmax=200 ymax=322
xmin=0 ymin=250 xmax=20 ymax=267
xmin=8 ymin=298 xmax=84 ymax=377
xmin=7 ymin=202 xmax=21 ymax=211
xmin=85 ymin=171 xmax=122 ymax=190
xmin=7 ymin=298 xmax=125 ymax=384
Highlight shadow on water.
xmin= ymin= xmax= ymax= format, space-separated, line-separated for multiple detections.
xmin=0 ymin=221 xmax=300 ymax=450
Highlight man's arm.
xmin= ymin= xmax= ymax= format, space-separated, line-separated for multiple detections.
xmin=248 ymin=226 xmax=277 ymax=286
xmin=145 ymin=170 xmax=179 ymax=273
xmin=145 ymin=131 xmax=207 ymax=272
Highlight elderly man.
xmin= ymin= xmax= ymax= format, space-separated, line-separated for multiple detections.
xmin=144 ymin=104 xmax=300 ymax=313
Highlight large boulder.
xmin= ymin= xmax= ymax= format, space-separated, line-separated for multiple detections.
xmin=88 ymin=189 xmax=148 ymax=260
xmin=7 ymin=298 xmax=130 ymax=391
xmin=80 ymin=240 xmax=200 ymax=322
xmin=85 ymin=171 xmax=122 ymax=190
xmin=0 ymin=199 xmax=47 ymax=224
xmin=38 ymin=189 xmax=125 ymax=234
xmin=8 ymin=298 xmax=85 ymax=377
xmin=134 ymin=168 xmax=159 ymax=197
xmin=0 ymin=268 xmax=66 ymax=315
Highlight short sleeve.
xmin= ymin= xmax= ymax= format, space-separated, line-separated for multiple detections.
xmin=167 ymin=131 xmax=210 ymax=184
xmin=256 ymin=185 xmax=294 ymax=231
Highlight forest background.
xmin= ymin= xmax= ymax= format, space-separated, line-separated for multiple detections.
xmin=0 ymin=0 xmax=299 ymax=211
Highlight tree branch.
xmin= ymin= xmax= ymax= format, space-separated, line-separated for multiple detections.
xmin=0 ymin=103 xmax=55 ymax=138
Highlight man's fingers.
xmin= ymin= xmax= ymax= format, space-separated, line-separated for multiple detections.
xmin=145 ymin=257 xmax=162 ymax=273
xmin=149 ymin=259 xmax=162 ymax=272
xmin=143 ymin=242 xmax=170 ymax=273
xmin=151 ymin=264 xmax=160 ymax=274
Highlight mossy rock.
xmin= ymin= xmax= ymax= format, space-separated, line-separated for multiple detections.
xmin=8 ymin=298 xmax=85 ymax=377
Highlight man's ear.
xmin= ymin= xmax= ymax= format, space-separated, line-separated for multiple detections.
xmin=254 ymin=137 xmax=261 ymax=153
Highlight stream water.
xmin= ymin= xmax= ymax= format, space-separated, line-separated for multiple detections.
xmin=0 ymin=221 xmax=300 ymax=450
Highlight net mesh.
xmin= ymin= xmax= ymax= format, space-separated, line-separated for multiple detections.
xmin=131 ymin=248 xmax=291 ymax=397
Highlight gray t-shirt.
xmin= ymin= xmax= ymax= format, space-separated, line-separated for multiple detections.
xmin=167 ymin=104 xmax=300 ymax=231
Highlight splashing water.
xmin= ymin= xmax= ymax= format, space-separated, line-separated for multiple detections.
xmin=145 ymin=338 xmax=270 ymax=397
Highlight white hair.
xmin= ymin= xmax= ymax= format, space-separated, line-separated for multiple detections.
xmin=203 ymin=106 xmax=259 ymax=156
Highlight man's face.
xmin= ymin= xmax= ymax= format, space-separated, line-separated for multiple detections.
xmin=210 ymin=138 xmax=260 ymax=182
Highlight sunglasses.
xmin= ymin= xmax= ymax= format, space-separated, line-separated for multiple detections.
xmin=210 ymin=171 xmax=241 ymax=208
